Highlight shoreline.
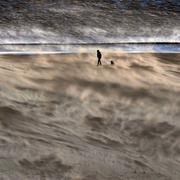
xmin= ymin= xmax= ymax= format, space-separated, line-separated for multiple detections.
xmin=0 ymin=52 xmax=180 ymax=56
xmin=0 ymin=52 xmax=179 ymax=57
xmin=0 ymin=43 xmax=179 ymax=54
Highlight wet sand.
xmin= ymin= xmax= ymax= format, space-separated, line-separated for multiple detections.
xmin=0 ymin=52 xmax=180 ymax=180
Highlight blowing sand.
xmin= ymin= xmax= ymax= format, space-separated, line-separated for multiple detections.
xmin=0 ymin=52 xmax=179 ymax=180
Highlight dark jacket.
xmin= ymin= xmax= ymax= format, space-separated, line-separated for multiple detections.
xmin=97 ymin=50 xmax=102 ymax=59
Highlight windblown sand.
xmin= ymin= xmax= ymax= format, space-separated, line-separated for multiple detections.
xmin=0 ymin=52 xmax=179 ymax=180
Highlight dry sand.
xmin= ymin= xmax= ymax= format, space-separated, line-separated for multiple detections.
xmin=0 ymin=52 xmax=179 ymax=180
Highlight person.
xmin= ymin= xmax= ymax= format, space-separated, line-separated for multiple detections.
xmin=97 ymin=50 xmax=102 ymax=66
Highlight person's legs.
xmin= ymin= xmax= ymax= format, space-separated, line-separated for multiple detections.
xmin=97 ymin=58 xmax=101 ymax=65
xmin=97 ymin=58 xmax=100 ymax=66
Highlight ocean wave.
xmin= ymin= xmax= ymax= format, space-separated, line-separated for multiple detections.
xmin=0 ymin=1 xmax=179 ymax=44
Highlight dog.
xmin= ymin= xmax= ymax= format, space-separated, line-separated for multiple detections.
xmin=110 ymin=60 xmax=114 ymax=65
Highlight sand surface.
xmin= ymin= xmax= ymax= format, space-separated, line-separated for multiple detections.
xmin=0 ymin=52 xmax=180 ymax=180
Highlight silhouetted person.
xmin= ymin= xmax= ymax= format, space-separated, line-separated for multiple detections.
xmin=97 ymin=50 xmax=102 ymax=66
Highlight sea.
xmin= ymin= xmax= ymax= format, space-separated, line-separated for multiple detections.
xmin=0 ymin=0 xmax=179 ymax=54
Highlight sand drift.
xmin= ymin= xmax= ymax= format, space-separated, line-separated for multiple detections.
xmin=0 ymin=52 xmax=179 ymax=179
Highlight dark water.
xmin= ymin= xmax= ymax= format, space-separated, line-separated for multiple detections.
xmin=0 ymin=43 xmax=179 ymax=54
xmin=0 ymin=0 xmax=179 ymax=47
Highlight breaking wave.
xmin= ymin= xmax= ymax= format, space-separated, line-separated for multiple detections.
xmin=0 ymin=0 xmax=179 ymax=46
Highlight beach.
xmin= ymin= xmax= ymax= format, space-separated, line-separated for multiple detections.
xmin=0 ymin=52 xmax=179 ymax=179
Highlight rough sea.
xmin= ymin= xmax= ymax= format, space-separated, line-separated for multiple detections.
xmin=0 ymin=0 xmax=179 ymax=53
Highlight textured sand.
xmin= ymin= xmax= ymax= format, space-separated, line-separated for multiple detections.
xmin=0 ymin=52 xmax=179 ymax=180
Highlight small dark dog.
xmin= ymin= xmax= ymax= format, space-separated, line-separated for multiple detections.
xmin=110 ymin=60 xmax=114 ymax=65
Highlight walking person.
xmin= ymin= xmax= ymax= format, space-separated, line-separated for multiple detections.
xmin=97 ymin=50 xmax=102 ymax=66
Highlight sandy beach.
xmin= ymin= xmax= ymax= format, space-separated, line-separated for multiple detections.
xmin=0 ymin=52 xmax=180 ymax=180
